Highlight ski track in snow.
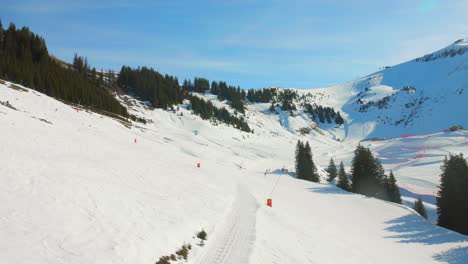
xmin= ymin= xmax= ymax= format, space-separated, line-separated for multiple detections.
xmin=195 ymin=185 xmax=257 ymax=264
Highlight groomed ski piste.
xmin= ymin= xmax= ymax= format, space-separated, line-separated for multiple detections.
xmin=2 ymin=77 xmax=468 ymax=264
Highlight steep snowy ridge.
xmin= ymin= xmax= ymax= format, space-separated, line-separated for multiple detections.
xmin=415 ymin=38 xmax=468 ymax=62
xmin=274 ymin=39 xmax=468 ymax=140
xmin=342 ymin=40 xmax=468 ymax=139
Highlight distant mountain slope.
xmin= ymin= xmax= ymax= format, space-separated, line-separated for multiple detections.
xmin=341 ymin=39 xmax=468 ymax=139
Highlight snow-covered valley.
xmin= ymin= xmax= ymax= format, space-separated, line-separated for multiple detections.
xmin=1 ymin=72 xmax=468 ymax=263
xmin=2 ymin=39 xmax=468 ymax=264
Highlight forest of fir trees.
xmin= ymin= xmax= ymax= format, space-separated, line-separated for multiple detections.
xmin=0 ymin=20 xmax=129 ymax=117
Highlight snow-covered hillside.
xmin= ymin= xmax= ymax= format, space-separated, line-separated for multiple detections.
xmin=258 ymin=39 xmax=468 ymax=220
xmin=2 ymin=76 xmax=468 ymax=264
xmin=342 ymin=39 xmax=468 ymax=139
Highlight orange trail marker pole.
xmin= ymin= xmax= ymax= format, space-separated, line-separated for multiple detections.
xmin=134 ymin=138 xmax=137 ymax=144
xmin=197 ymin=163 xmax=200 ymax=168
xmin=267 ymin=198 xmax=272 ymax=207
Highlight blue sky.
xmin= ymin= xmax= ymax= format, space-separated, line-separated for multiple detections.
xmin=1 ymin=0 xmax=468 ymax=88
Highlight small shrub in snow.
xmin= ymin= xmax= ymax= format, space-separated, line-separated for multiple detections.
xmin=175 ymin=244 xmax=190 ymax=260
xmin=448 ymin=125 xmax=463 ymax=132
xmin=197 ymin=229 xmax=207 ymax=240
xmin=155 ymin=256 xmax=171 ymax=264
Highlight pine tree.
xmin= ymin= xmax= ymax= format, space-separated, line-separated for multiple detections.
xmin=294 ymin=141 xmax=318 ymax=182
xmin=0 ymin=22 xmax=128 ymax=118
xmin=211 ymin=81 xmax=219 ymax=95
xmin=351 ymin=145 xmax=386 ymax=198
xmin=437 ymin=154 xmax=468 ymax=235
xmin=335 ymin=111 xmax=344 ymax=125
xmin=413 ymin=198 xmax=428 ymax=219
xmin=326 ymin=158 xmax=338 ymax=182
xmin=0 ymin=19 xmax=3 ymax=52
xmin=295 ymin=141 xmax=305 ymax=179
xmin=337 ymin=161 xmax=350 ymax=191
xmin=304 ymin=142 xmax=319 ymax=182
xmin=386 ymin=171 xmax=402 ymax=204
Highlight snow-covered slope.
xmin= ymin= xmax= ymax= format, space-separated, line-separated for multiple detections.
xmin=342 ymin=39 xmax=468 ymax=139
xmin=261 ymin=39 xmax=468 ymax=216
xmin=2 ymin=77 xmax=468 ymax=264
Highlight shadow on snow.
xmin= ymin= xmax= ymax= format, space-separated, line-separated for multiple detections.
xmin=306 ymin=186 xmax=352 ymax=195
xmin=384 ymin=214 xmax=468 ymax=263
xmin=433 ymin=246 xmax=468 ymax=264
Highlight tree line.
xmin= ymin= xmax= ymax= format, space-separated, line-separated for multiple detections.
xmin=187 ymin=94 xmax=251 ymax=133
xmin=246 ymin=88 xmax=344 ymax=126
xmin=247 ymin=88 xmax=277 ymax=103
xmin=182 ymin=78 xmax=246 ymax=114
xmin=0 ymin=21 xmax=128 ymax=117
xmin=304 ymin=103 xmax=344 ymax=125
xmin=117 ymin=66 xmax=183 ymax=110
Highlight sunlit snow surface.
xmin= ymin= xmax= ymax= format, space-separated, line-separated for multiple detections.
xmin=1 ymin=77 xmax=467 ymax=264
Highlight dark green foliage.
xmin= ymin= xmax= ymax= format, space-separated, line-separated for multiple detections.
xmin=117 ymin=66 xmax=182 ymax=109
xmin=295 ymin=141 xmax=305 ymax=180
xmin=210 ymin=80 xmax=218 ymax=95
xmin=216 ymin=81 xmax=245 ymax=113
xmin=197 ymin=229 xmax=207 ymax=240
xmin=437 ymin=154 xmax=468 ymax=235
xmin=0 ymin=22 xmax=127 ymax=117
xmin=246 ymin=88 xmax=277 ymax=103
xmin=351 ymin=145 xmax=386 ymax=199
xmin=181 ymin=77 xmax=209 ymax=93
xmin=414 ymin=198 xmax=428 ymax=219
xmin=335 ymin=111 xmax=344 ymax=125
xmin=73 ymin=53 xmax=90 ymax=75
xmin=187 ymin=94 xmax=250 ymax=132
xmin=183 ymin=78 xmax=245 ymax=113
xmin=0 ymin=20 xmax=3 ymax=55
xmin=337 ymin=161 xmax=350 ymax=191
xmin=304 ymin=103 xmax=342 ymax=125
xmin=278 ymin=89 xmax=297 ymax=112
xmin=295 ymin=140 xmax=319 ymax=182
xmin=351 ymin=146 xmax=403 ymax=203
xmin=193 ymin=77 xmax=209 ymax=93
xmin=182 ymin=79 xmax=193 ymax=91
xmin=326 ymin=158 xmax=338 ymax=182
xmin=385 ymin=171 xmax=402 ymax=204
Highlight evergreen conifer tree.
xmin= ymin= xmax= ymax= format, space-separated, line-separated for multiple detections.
xmin=295 ymin=141 xmax=305 ymax=179
xmin=337 ymin=161 xmax=350 ymax=191
xmin=304 ymin=142 xmax=319 ymax=182
xmin=386 ymin=171 xmax=402 ymax=204
xmin=414 ymin=198 xmax=428 ymax=219
xmin=0 ymin=19 xmax=3 ymax=52
xmin=437 ymin=154 xmax=468 ymax=235
xmin=351 ymin=145 xmax=386 ymax=198
xmin=335 ymin=111 xmax=344 ymax=125
xmin=326 ymin=158 xmax=338 ymax=182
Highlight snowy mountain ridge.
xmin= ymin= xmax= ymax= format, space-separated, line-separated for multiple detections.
xmin=260 ymin=38 xmax=468 ymax=141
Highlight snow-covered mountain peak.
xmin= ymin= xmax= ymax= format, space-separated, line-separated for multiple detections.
xmin=415 ymin=38 xmax=468 ymax=62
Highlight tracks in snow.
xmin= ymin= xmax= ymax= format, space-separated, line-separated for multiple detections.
xmin=195 ymin=185 xmax=257 ymax=264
